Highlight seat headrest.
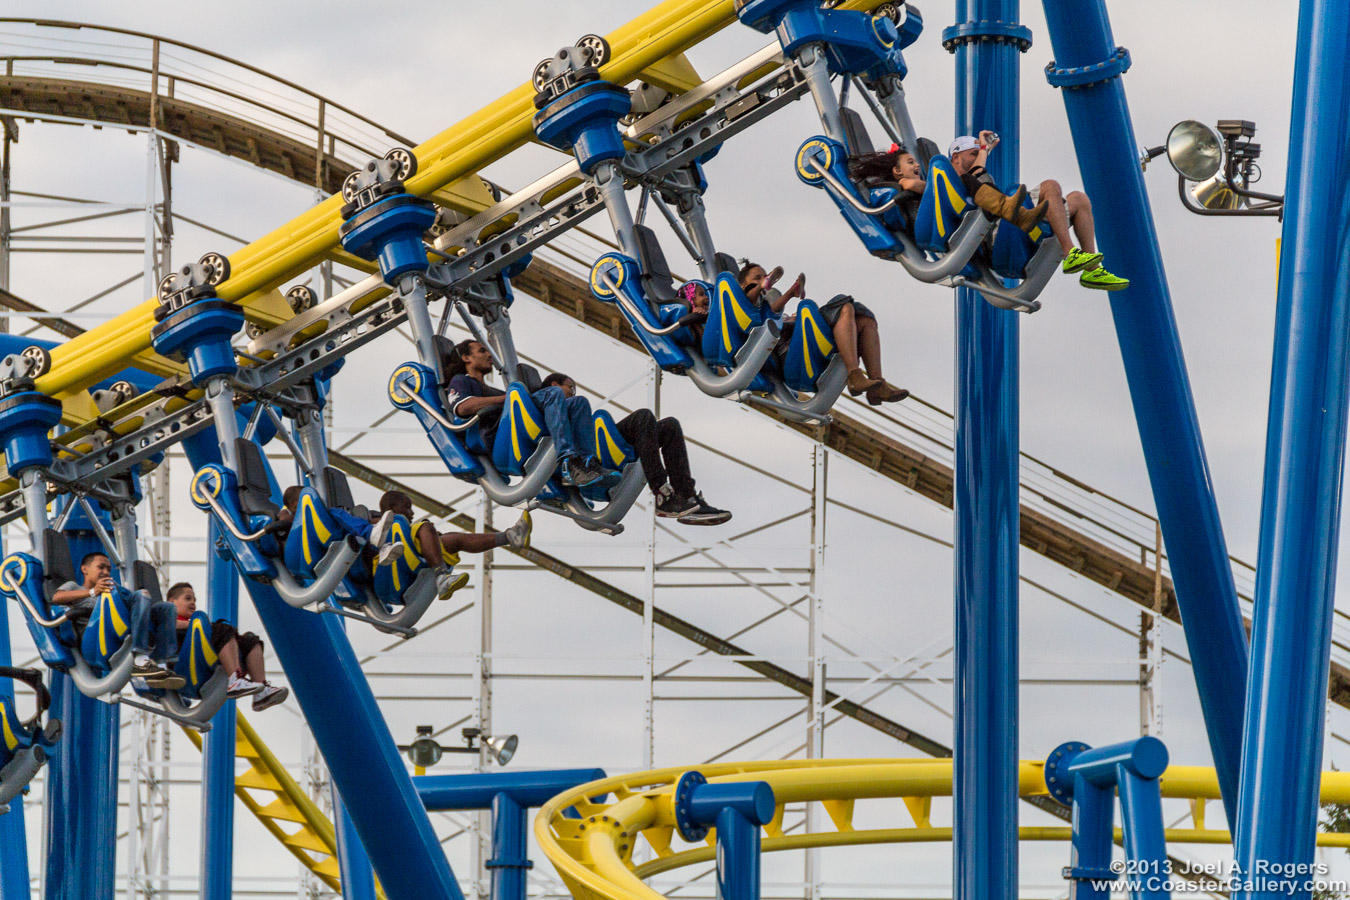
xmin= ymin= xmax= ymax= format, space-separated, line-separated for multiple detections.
xmin=133 ymin=560 xmax=162 ymax=604
xmin=840 ymin=107 xmax=875 ymax=156
xmin=632 ymin=224 xmax=678 ymax=303
xmin=234 ymin=438 xmax=279 ymax=519
xmin=517 ymin=363 xmax=543 ymax=394
xmin=433 ymin=335 xmax=458 ymax=387
xmin=714 ymin=252 xmax=738 ymax=277
xmin=322 ymin=467 xmax=355 ymax=511
xmin=42 ymin=529 xmax=76 ymax=586
xmin=915 ymin=137 xmax=940 ymax=172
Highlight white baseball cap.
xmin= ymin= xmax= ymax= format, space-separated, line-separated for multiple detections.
xmin=948 ymin=135 xmax=980 ymax=156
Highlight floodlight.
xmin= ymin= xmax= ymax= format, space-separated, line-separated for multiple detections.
xmin=1166 ymin=120 xmax=1224 ymax=182
xmin=1190 ymin=174 xmax=1241 ymax=211
xmin=485 ymin=734 xmax=519 ymax=766
xmin=406 ymin=725 xmax=443 ymax=768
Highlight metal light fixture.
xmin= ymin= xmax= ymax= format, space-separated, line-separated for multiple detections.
xmin=1164 ymin=120 xmax=1224 ymax=182
xmin=401 ymin=725 xmax=520 ymax=769
xmin=484 ymin=733 xmax=519 ymax=766
xmin=1142 ymin=118 xmax=1283 ymax=217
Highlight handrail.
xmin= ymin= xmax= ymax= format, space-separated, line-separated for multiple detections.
xmin=804 ymin=156 xmax=899 ymax=215
xmin=600 ymin=272 xmax=688 ymax=336
xmin=0 ymin=19 xmax=413 ymax=145
xmin=536 ymin=759 xmax=1350 ymax=900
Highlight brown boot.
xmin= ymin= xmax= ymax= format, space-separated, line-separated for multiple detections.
xmin=973 ymin=183 xmax=1027 ymax=225
xmin=1013 ymin=197 xmax=1050 ymax=234
xmin=866 ymin=381 xmax=910 ymax=405
xmin=846 ymin=368 xmax=881 ymax=396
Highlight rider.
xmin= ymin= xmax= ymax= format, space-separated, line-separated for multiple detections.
xmin=442 ymin=339 xmax=605 ymax=488
xmin=167 ymin=583 xmax=289 ymax=711
xmin=737 ymin=262 xmax=909 ymax=405
xmin=540 ymin=372 xmax=733 ymax=525
xmin=277 ymin=486 xmax=531 ymax=600
xmin=51 ymin=551 xmax=184 ymax=690
xmin=948 ymin=133 xmax=1128 ymax=292
xmin=851 ymin=137 xmax=1048 ymax=234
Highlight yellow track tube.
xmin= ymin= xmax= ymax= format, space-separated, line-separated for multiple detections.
xmin=35 ymin=0 xmax=742 ymax=402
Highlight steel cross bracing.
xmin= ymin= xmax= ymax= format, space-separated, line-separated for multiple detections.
xmin=0 ymin=40 xmax=807 ymax=517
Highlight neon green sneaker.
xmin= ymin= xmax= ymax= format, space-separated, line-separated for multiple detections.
xmin=1062 ymin=247 xmax=1103 ymax=274
xmin=1079 ymin=267 xmax=1130 ymax=292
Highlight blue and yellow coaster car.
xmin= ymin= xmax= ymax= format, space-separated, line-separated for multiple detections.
xmin=0 ymin=535 xmax=138 ymax=698
xmin=586 ymin=228 xmax=847 ymax=423
xmin=190 ymin=439 xmax=366 ymax=612
xmin=388 ymin=363 xmax=644 ymax=535
xmin=794 ymin=135 xmax=1061 ymax=313
xmin=132 ymin=609 xmax=230 ymax=726
xmin=0 ymin=666 xmax=59 ymax=815
xmin=285 ymin=484 xmax=436 ymax=635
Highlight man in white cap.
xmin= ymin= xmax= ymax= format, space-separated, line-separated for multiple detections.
xmin=948 ymin=130 xmax=1128 ymax=292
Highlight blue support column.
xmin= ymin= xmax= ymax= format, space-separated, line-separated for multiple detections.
xmin=43 ymin=532 xmax=119 ymax=900
xmin=1233 ymin=2 xmax=1350 ymax=895
xmin=202 ymin=519 xmax=239 ymax=900
xmin=1039 ymin=0 xmax=1248 ymax=823
xmin=489 ymin=793 xmax=529 ymax=900
xmin=239 ymin=581 xmax=462 ymax=900
xmin=333 ymin=786 xmax=378 ymax=900
xmin=0 ymin=534 xmax=32 ymax=900
xmin=182 ymin=437 xmax=461 ymax=900
xmin=945 ymin=4 xmax=1023 ymax=900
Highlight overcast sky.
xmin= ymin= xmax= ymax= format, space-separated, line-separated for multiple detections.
xmin=0 ymin=1 xmax=1341 ymax=897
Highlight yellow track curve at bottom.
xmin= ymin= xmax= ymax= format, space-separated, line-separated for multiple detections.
xmin=536 ymin=759 xmax=1350 ymax=900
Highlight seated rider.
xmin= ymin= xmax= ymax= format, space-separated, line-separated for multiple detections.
xmin=168 ymin=583 xmax=289 ymax=712
xmin=50 ymin=551 xmax=183 ymax=690
xmin=851 ymin=134 xmax=1048 ymax=235
xmin=950 ymin=133 xmax=1127 ymax=291
xmin=540 ymin=373 xmax=732 ymax=525
xmin=277 ymin=486 xmax=532 ymax=601
xmin=737 ymin=262 xmax=909 ymax=405
xmin=442 ymin=339 xmax=605 ymax=488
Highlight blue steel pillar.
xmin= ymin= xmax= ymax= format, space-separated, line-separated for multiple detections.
xmin=0 ymin=534 xmax=31 ymax=900
xmin=943 ymin=4 xmax=1026 ymax=900
xmin=333 ymin=786 xmax=377 ymax=900
xmin=44 ymin=532 xmax=120 ymax=900
xmin=202 ymin=518 xmax=238 ymax=900
xmin=1040 ymin=0 xmax=1249 ymax=823
xmin=1233 ymin=2 xmax=1350 ymax=895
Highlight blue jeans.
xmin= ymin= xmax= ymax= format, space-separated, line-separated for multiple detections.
xmin=532 ymin=386 xmax=593 ymax=461
xmin=130 ymin=592 xmax=178 ymax=663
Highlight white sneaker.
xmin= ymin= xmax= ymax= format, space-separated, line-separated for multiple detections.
xmin=252 ymin=683 xmax=289 ymax=711
xmin=376 ymin=542 xmax=402 ymax=567
xmin=502 ymin=510 xmax=532 ymax=550
xmin=227 ymin=673 xmax=265 ymax=698
xmin=435 ymin=570 xmax=470 ymax=600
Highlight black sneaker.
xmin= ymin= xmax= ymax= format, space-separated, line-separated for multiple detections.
xmin=562 ymin=456 xmax=602 ymax=487
xmin=133 ymin=657 xmax=186 ymax=691
xmin=654 ymin=484 xmax=698 ymax=518
xmin=678 ymin=493 xmax=732 ymax=526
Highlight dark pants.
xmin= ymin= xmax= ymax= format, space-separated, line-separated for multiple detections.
xmin=616 ymin=409 xmax=696 ymax=498
xmin=210 ymin=620 xmax=264 ymax=660
xmin=961 ymin=170 xmax=995 ymax=197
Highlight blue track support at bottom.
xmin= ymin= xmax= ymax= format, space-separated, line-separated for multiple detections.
xmin=184 ymin=434 xmax=460 ymax=899
xmin=490 ymin=794 xmax=530 ymax=900
xmin=237 ymin=580 xmax=462 ymax=900
xmin=203 ymin=519 xmax=239 ymax=900
xmin=333 ymin=785 xmax=377 ymax=900
xmin=43 ymin=675 xmax=118 ymax=900
xmin=44 ymin=532 xmax=120 ymax=900
xmin=0 ymin=534 xmax=31 ymax=900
